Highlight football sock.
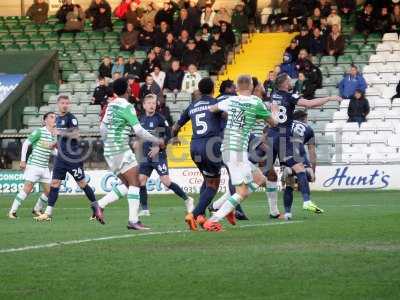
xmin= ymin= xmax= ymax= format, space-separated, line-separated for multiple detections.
xmin=98 ymin=184 xmax=128 ymax=208
xmin=296 ymin=171 xmax=311 ymax=203
xmin=193 ymin=186 xmax=218 ymax=217
xmin=168 ymin=182 xmax=187 ymax=200
xmin=266 ymin=180 xmax=279 ymax=216
xmin=228 ymin=177 xmax=235 ymax=194
xmin=283 ymin=187 xmax=294 ymax=213
xmin=44 ymin=205 xmax=54 ymax=216
xmin=210 ymin=193 xmax=242 ymax=222
xmin=199 ymin=181 xmax=206 ymax=195
xmin=212 ymin=190 xmax=230 ymax=210
xmin=127 ymin=186 xmax=140 ymax=223
xmin=10 ymin=190 xmax=28 ymax=213
xmin=139 ymin=186 xmax=148 ymax=210
xmin=47 ymin=187 xmax=60 ymax=208
xmin=83 ymin=185 xmax=97 ymax=203
xmin=33 ymin=193 xmax=48 ymax=212
xmin=236 ymin=204 xmax=244 ymax=214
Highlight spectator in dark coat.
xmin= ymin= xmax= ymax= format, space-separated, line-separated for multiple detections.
xmin=56 ymin=0 xmax=74 ymax=23
xmin=160 ymin=50 xmax=174 ymax=72
xmin=317 ymin=0 xmax=332 ymax=18
xmin=195 ymin=31 xmax=210 ymax=57
xmin=174 ymin=8 xmax=196 ymax=37
xmin=164 ymin=60 xmax=184 ymax=92
xmin=376 ymin=6 xmax=391 ymax=34
xmin=326 ymin=24 xmax=345 ymax=57
xmin=263 ymin=71 xmax=276 ymax=101
xmin=295 ymin=26 xmax=311 ymax=52
xmin=339 ymin=66 xmax=367 ymax=99
xmin=201 ymin=41 xmax=225 ymax=75
xmin=294 ymin=71 xmax=315 ymax=99
xmin=125 ymin=1 xmax=142 ymax=29
xmin=280 ymin=52 xmax=298 ymax=78
xmin=336 ymin=0 xmax=356 ymax=18
xmin=59 ymin=5 xmax=85 ymax=34
xmin=138 ymin=21 xmax=156 ymax=52
xmin=120 ymin=22 xmax=139 ymax=51
xmin=309 ymin=27 xmax=325 ymax=56
xmin=347 ymin=89 xmax=370 ymax=125
xmin=355 ymin=3 xmax=375 ymax=34
xmin=155 ymin=1 xmax=174 ymax=27
xmin=124 ymin=55 xmax=142 ymax=79
xmin=182 ymin=39 xmax=202 ymax=68
xmin=187 ymin=0 xmax=201 ymax=29
xmin=164 ymin=32 xmax=177 ymax=57
xmin=98 ymin=56 xmax=113 ymax=79
xmin=86 ymin=0 xmax=113 ymax=32
xmin=142 ymin=51 xmax=160 ymax=76
xmin=139 ymin=74 xmax=162 ymax=101
xmin=219 ymin=21 xmax=236 ymax=50
xmin=390 ymin=5 xmax=400 ymax=33
xmin=154 ymin=21 xmax=170 ymax=47
xmin=231 ymin=3 xmax=249 ymax=33
xmin=174 ymin=30 xmax=190 ymax=60
xmin=92 ymin=76 xmax=112 ymax=109
xmin=285 ymin=39 xmax=300 ymax=61
xmin=26 ymin=0 xmax=49 ymax=24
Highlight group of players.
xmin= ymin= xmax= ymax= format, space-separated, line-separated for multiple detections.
xmin=8 ymin=72 xmax=342 ymax=231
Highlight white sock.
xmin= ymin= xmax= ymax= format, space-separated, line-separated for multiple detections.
xmin=212 ymin=190 xmax=231 ymax=210
xmin=33 ymin=194 xmax=48 ymax=212
xmin=210 ymin=193 xmax=242 ymax=222
xmin=266 ymin=180 xmax=279 ymax=216
xmin=10 ymin=190 xmax=28 ymax=213
xmin=98 ymin=184 xmax=128 ymax=208
xmin=44 ymin=205 xmax=54 ymax=216
xmin=127 ymin=186 xmax=140 ymax=223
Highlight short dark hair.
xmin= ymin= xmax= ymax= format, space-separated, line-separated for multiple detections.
xmin=57 ymin=95 xmax=69 ymax=102
xmin=112 ymin=78 xmax=128 ymax=96
xmin=43 ymin=111 xmax=55 ymax=121
xmin=275 ymin=73 xmax=289 ymax=88
xmin=198 ymin=77 xmax=214 ymax=95
xmin=293 ymin=110 xmax=308 ymax=121
xmin=219 ymin=79 xmax=234 ymax=94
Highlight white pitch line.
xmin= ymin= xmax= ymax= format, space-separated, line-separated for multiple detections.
xmin=0 ymin=221 xmax=303 ymax=254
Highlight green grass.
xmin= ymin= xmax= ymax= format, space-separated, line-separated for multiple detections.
xmin=0 ymin=190 xmax=399 ymax=300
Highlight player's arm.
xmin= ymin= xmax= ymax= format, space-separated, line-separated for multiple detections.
xmin=297 ymin=95 xmax=342 ymax=108
xmin=171 ymin=106 xmax=190 ymax=138
xmin=266 ymin=103 xmax=279 ymax=127
xmin=307 ymin=143 xmax=317 ymax=174
xmin=209 ymin=98 xmax=229 ymax=113
xmin=20 ymin=129 xmax=41 ymax=169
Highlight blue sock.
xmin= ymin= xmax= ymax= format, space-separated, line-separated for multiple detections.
xmin=228 ymin=177 xmax=235 ymax=195
xmin=140 ymin=186 xmax=148 ymax=210
xmin=193 ymin=186 xmax=217 ymax=217
xmin=283 ymin=187 xmax=294 ymax=213
xmin=199 ymin=181 xmax=206 ymax=195
xmin=83 ymin=185 xmax=96 ymax=203
xmin=168 ymin=182 xmax=188 ymax=200
xmin=47 ymin=187 xmax=60 ymax=207
xmin=296 ymin=171 xmax=310 ymax=202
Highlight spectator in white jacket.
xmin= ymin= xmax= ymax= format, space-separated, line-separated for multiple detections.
xmin=151 ymin=65 xmax=166 ymax=90
xmin=181 ymin=64 xmax=202 ymax=94
xmin=200 ymin=5 xmax=216 ymax=27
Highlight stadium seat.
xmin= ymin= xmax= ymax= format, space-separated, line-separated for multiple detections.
xmin=59 ymin=83 xmax=74 ymax=93
xmin=73 ymin=82 xmax=89 ymax=93
xmin=74 ymin=62 xmax=91 ymax=72
xmin=344 ymin=44 xmax=359 ymax=54
xmin=382 ymin=33 xmax=399 ymax=42
xmin=0 ymin=34 xmax=15 ymax=45
xmin=320 ymin=56 xmax=336 ymax=65
xmin=86 ymin=105 xmax=101 ymax=115
xmin=359 ymin=44 xmax=376 ymax=54
xmin=104 ymin=31 xmax=119 ymax=42
xmin=350 ymin=33 xmax=365 ymax=45
xmin=314 ymin=88 xmax=330 ymax=97
xmin=365 ymin=87 xmax=382 ymax=97
xmin=367 ymin=33 xmax=382 ymax=44
xmin=328 ymin=65 xmax=346 ymax=76
xmin=67 ymin=73 xmax=82 ymax=83
xmin=58 ymin=52 xmax=71 ymax=62
xmin=376 ymin=43 xmax=393 ymax=53
xmin=85 ymin=52 xmax=101 ymax=62
xmin=43 ymin=32 xmax=59 ymax=43
xmin=351 ymin=53 xmax=370 ymax=65
xmin=82 ymin=73 xmax=97 ymax=82
xmin=65 ymin=42 xmax=80 ymax=53
xmin=20 ymin=43 xmax=34 ymax=51
xmin=5 ymin=43 xmax=20 ymax=51
xmin=35 ymin=43 xmax=50 ymax=51
xmin=337 ymin=55 xmax=352 ymax=65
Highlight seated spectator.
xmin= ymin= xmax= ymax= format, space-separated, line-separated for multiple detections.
xmin=201 ymin=4 xmax=216 ymax=27
xmin=142 ymin=50 xmax=160 ymax=75
xmin=201 ymin=41 xmax=225 ymax=75
xmin=125 ymin=55 xmax=142 ymax=78
xmin=99 ymin=56 xmax=113 ymax=79
xmin=295 ymin=48 xmax=312 ymax=74
xmin=302 ymin=59 xmax=323 ymax=91
xmin=174 ymin=8 xmax=196 ymax=37
xmin=154 ymin=21 xmax=170 ymax=47
xmin=347 ymin=89 xmax=370 ymax=125
xmin=263 ymin=71 xmax=276 ymax=101
xmin=155 ymin=1 xmax=174 ymax=27
xmin=355 ymin=3 xmax=374 ymax=35
xmin=219 ymin=21 xmax=235 ymax=50
xmin=376 ymin=6 xmax=391 ymax=34
xmin=201 ymin=24 xmax=211 ymax=42
xmin=309 ymin=27 xmax=325 ymax=56
xmin=214 ymin=7 xmax=231 ymax=26
xmin=26 ymin=0 xmax=49 ymax=25
xmin=336 ymin=0 xmax=356 ymax=22
xmin=209 ymin=27 xmax=225 ymax=48
xmin=187 ymin=0 xmax=201 ymax=29
xmin=127 ymin=75 xmax=141 ymax=104
xmin=306 ymin=17 xmax=315 ymax=32
xmin=285 ymin=39 xmax=300 ymax=61
xmin=181 ymin=64 xmax=202 ymax=94
xmin=112 ymin=56 xmax=125 ymax=77
xmin=195 ymin=31 xmax=210 ymax=57
xmin=125 ymin=1 xmax=143 ymax=29
xmin=112 ymin=71 xmax=122 ymax=81
xmin=92 ymin=76 xmax=112 ymax=109
xmin=294 ymin=26 xmax=311 ymax=53
xmin=326 ymin=24 xmax=345 ymax=57
xmin=294 ymin=71 xmax=315 ymax=99
xmin=310 ymin=7 xmax=322 ymax=28
xmin=182 ymin=39 xmax=202 ymax=68
xmin=391 ymin=4 xmax=400 ymax=33
xmin=139 ymin=74 xmax=162 ymax=100
xmin=63 ymin=5 xmax=85 ymax=34
xmin=318 ymin=0 xmax=332 ymax=18
xmin=175 ymin=30 xmax=190 ymax=59
xmin=138 ymin=21 xmax=156 ymax=52
xmin=86 ymin=0 xmax=113 ymax=32
xmin=319 ymin=17 xmax=330 ymax=36
xmin=327 ymin=6 xmax=341 ymax=31
xmin=151 ymin=65 xmax=166 ymax=90
xmin=197 ymin=0 xmax=216 ymax=10
xmin=339 ymin=65 xmax=367 ymax=99
xmin=164 ymin=60 xmax=184 ymax=92
xmin=231 ymin=2 xmax=249 ymax=33
xmin=56 ymin=0 xmax=74 ymax=23
xmin=280 ymin=52 xmax=298 ymax=78
xmin=161 ymin=50 xmax=173 ymax=72
xmin=164 ymin=32 xmax=177 ymax=56
xmin=114 ymin=0 xmax=140 ymax=19
xmin=140 ymin=1 xmax=158 ymax=28
xmin=120 ymin=22 xmax=139 ymax=51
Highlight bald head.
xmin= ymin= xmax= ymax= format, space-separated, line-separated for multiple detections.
xmin=237 ymin=75 xmax=253 ymax=94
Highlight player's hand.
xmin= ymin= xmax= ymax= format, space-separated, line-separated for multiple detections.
xmin=148 ymin=146 xmax=160 ymax=159
xmin=270 ymin=102 xmax=279 ymax=115
xmin=157 ymin=138 xmax=166 ymax=149
xmin=170 ymin=137 xmax=181 ymax=145
xmin=20 ymin=161 xmax=26 ymax=170
xmin=330 ymin=95 xmax=343 ymax=102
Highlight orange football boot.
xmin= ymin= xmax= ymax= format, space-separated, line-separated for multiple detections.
xmin=225 ymin=211 xmax=237 ymax=225
xmin=185 ymin=213 xmax=198 ymax=231
xmin=203 ymin=220 xmax=223 ymax=232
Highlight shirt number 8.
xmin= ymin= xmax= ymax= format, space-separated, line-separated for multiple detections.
xmin=277 ymin=106 xmax=288 ymax=123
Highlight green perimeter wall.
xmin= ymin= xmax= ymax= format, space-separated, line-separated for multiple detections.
xmin=0 ymin=51 xmax=59 ymax=131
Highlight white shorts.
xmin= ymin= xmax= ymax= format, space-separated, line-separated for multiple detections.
xmin=23 ymin=165 xmax=51 ymax=184
xmin=105 ymin=150 xmax=138 ymax=175
xmin=222 ymin=151 xmax=253 ymax=186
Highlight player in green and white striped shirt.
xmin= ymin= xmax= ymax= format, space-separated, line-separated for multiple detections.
xmin=204 ymin=75 xmax=278 ymax=231
xmin=8 ymin=112 xmax=57 ymax=219
xmin=97 ymin=78 xmax=164 ymax=230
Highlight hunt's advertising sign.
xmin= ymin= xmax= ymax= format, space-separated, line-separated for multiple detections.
xmin=0 ymin=165 xmax=398 ymax=194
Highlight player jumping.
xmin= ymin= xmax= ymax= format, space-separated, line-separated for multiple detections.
xmin=8 ymin=112 xmax=57 ymax=219
xmin=136 ymin=94 xmax=194 ymax=216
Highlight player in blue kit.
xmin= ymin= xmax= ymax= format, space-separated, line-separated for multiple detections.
xmin=136 ymin=94 xmax=194 ymax=216
xmin=266 ymin=73 xmax=342 ymax=213
xmin=35 ymin=95 xmax=104 ymax=223
xmin=172 ymin=78 xmax=223 ymax=231
xmin=281 ymin=110 xmax=317 ymax=220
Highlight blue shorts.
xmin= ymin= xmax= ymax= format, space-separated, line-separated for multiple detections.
xmin=139 ymin=158 xmax=169 ymax=177
xmin=52 ymin=157 xmax=85 ymax=181
xmin=190 ymin=138 xmax=222 ymax=178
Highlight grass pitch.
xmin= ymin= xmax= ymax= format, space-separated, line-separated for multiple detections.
xmin=0 ymin=190 xmax=399 ymax=300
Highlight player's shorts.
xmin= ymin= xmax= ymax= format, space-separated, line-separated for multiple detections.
xmin=52 ymin=157 xmax=86 ymax=181
xmin=190 ymin=138 xmax=222 ymax=178
xmin=23 ymin=164 xmax=51 ymax=184
xmin=222 ymin=150 xmax=253 ymax=186
xmin=105 ymin=150 xmax=138 ymax=175
xmin=139 ymin=157 xmax=169 ymax=177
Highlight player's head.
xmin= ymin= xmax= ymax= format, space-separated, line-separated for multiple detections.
xmin=112 ymin=78 xmax=128 ymax=97
xmin=275 ymin=73 xmax=292 ymax=91
xmin=43 ymin=111 xmax=56 ymax=128
xmin=293 ymin=110 xmax=308 ymax=123
xmin=143 ymin=94 xmax=157 ymax=115
xmin=236 ymin=75 xmax=253 ymax=94
xmin=198 ymin=77 xmax=214 ymax=96
xmin=57 ymin=95 xmax=70 ymax=114
xmin=219 ymin=79 xmax=235 ymax=95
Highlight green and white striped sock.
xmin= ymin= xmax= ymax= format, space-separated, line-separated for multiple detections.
xmin=127 ymin=186 xmax=140 ymax=223
xmin=210 ymin=193 xmax=242 ymax=222
xmin=10 ymin=190 xmax=28 ymax=213
xmin=33 ymin=193 xmax=48 ymax=212
xmin=266 ymin=180 xmax=279 ymax=216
